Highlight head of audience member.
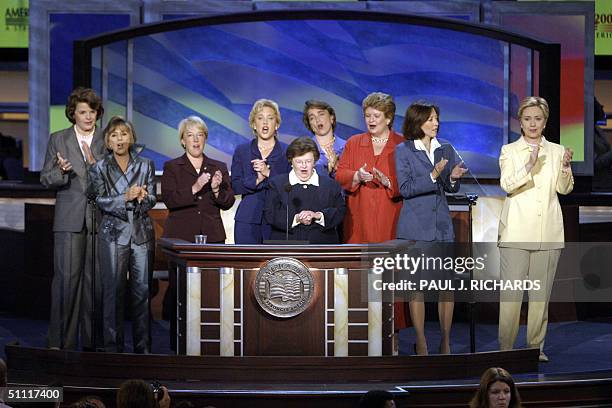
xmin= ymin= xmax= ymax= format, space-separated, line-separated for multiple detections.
xmin=103 ymin=116 xmax=137 ymax=156
xmin=71 ymin=396 xmax=106 ymax=408
xmin=286 ymin=137 xmax=320 ymax=182
xmin=362 ymin=92 xmax=396 ymax=137
xmin=65 ymin=87 xmax=104 ymax=134
xmin=174 ymin=402 xmax=195 ymax=408
xmin=178 ymin=116 xmax=208 ymax=160
xmin=303 ymin=99 xmax=336 ymax=137
xmin=358 ymin=389 xmax=396 ymax=408
xmin=0 ymin=358 xmax=7 ymax=387
xmin=518 ymin=96 xmax=549 ymax=140
xmin=117 ymin=379 xmax=156 ymax=408
xmin=249 ymin=99 xmax=282 ymax=141
xmin=401 ymin=101 xmax=441 ymax=141
xmin=470 ymin=367 xmax=521 ymax=408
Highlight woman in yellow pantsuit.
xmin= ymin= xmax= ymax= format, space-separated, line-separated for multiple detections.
xmin=497 ymin=96 xmax=574 ymax=362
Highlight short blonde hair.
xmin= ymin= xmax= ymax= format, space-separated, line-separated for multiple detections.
xmin=178 ymin=116 xmax=208 ymax=147
xmin=362 ymin=92 xmax=396 ymax=128
xmin=248 ymin=99 xmax=282 ymax=136
xmin=518 ymin=96 xmax=549 ymax=123
xmin=103 ymin=116 xmax=136 ymax=149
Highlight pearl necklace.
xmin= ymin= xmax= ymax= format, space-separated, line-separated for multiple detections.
xmin=371 ymin=136 xmax=388 ymax=144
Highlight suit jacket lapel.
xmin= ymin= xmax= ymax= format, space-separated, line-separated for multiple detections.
xmin=65 ymin=128 xmax=87 ymax=180
xmin=178 ymin=154 xmax=199 ymax=177
xmin=91 ymin=127 xmax=107 ymax=160
xmin=409 ymin=140 xmax=434 ymax=170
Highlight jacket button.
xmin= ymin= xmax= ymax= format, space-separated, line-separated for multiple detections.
xmin=198 ymin=211 xmax=201 ymax=215
xmin=198 ymin=196 xmax=202 ymax=200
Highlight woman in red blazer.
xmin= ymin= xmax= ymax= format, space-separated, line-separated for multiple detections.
xmin=161 ymin=116 xmax=235 ymax=244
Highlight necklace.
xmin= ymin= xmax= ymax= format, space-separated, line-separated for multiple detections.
xmin=371 ymin=136 xmax=388 ymax=144
xmin=258 ymin=143 xmax=274 ymax=152
xmin=319 ymin=135 xmax=335 ymax=150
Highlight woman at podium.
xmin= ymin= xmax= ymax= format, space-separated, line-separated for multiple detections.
xmin=264 ymin=137 xmax=345 ymax=244
xmin=231 ymin=99 xmax=291 ymax=244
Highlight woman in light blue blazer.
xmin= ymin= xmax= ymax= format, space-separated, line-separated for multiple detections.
xmin=395 ymin=101 xmax=467 ymax=355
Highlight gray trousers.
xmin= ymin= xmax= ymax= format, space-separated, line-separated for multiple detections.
xmin=99 ymin=238 xmax=153 ymax=353
xmin=48 ymin=206 xmax=103 ymax=350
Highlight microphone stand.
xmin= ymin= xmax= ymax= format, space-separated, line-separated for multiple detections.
xmin=466 ymin=192 xmax=478 ymax=353
xmin=87 ymin=194 xmax=98 ymax=352
xmin=285 ymin=184 xmax=292 ymax=241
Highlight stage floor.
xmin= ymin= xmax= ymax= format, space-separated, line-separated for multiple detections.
xmin=1 ymin=314 xmax=611 ymax=379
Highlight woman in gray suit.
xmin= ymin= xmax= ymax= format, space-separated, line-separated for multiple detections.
xmin=40 ymin=87 xmax=106 ymax=350
xmin=88 ymin=116 xmax=156 ymax=353
xmin=395 ymin=101 xmax=467 ymax=355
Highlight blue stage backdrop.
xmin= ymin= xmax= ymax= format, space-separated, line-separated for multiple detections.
xmin=88 ymin=19 xmax=526 ymax=177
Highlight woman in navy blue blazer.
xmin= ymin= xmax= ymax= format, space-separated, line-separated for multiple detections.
xmin=395 ymin=101 xmax=467 ymax=355
xmin=264 ymin=137 xmax=346 ymax=243
xmin=231 ymin=99 xmax=291 ymax=244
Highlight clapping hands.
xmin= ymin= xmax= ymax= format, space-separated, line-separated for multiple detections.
xmin=356 ymin=163 xmax=373 ymax=183
xmin=193 ymin=171 xmax=212 ymax=193
xmin=56 ymin=152 xmax=73 ymax=173
xmin=372 ymin=167 xmax=391 ymax=188
xmin=450 ymin=161 xmax=468 ymax=181
xmin=125 ymin=184 xmax=148 ymax=203
xmin=562 ymin=148 xmax=573 ymax=168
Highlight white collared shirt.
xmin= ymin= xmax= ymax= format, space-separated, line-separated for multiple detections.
xmin=414 ymin=137 xmax=442 ymax=183
xmin=288 ymin=169 xmax=325 ymax=227
xmin=414 ymin=137 xmax=441 ymax=165
xmin=74 ymin=125 xmax=95 ymax=162
xmin=289 ymin=168 xmax=320 ymax=187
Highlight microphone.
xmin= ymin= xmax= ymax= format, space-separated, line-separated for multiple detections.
xmin=284 ymin=183 xmax=292 ymax=241
xmin=438 ymin=141 xmax=483 ymax=201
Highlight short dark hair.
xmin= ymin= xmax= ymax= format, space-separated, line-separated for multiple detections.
xmin=65 ymin=87 xmax=104 ymax=124
xmin=286 ymin=136 xmax=320 ymax=163
xmin=303 ymin=100 xmax=336 ymax=134
xmin=103 ymin=116 xmax=137 ymax=149
xmin=0 ymin=358 xmax=7 ymax=387
xmin=117 ymin=379 xmax=156 ymax=408
xmin=359 ymin=389 xmax=394 ymax=408
xmin=401 ymin=101 xmax=440 ymax=140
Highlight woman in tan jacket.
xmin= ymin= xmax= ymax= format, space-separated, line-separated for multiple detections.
xmin=497 ymin=96 xmax=574 ymax=362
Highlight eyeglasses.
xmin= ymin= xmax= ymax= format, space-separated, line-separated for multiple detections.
xmin=293 ymin=159 xmax=314 ymax=166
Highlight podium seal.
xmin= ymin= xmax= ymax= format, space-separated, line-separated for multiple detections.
xmin=254 ymin=257 xmax=314 ymax=318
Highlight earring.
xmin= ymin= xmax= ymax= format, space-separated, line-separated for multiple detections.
xmin=181 ymin=144 xmax=186 ymax=149
xmin=275 ymin=126 xmax=279 ymax=131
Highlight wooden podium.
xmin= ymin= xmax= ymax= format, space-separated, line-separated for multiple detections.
xmin=159 ymin=240 xmax=395 ymax=356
